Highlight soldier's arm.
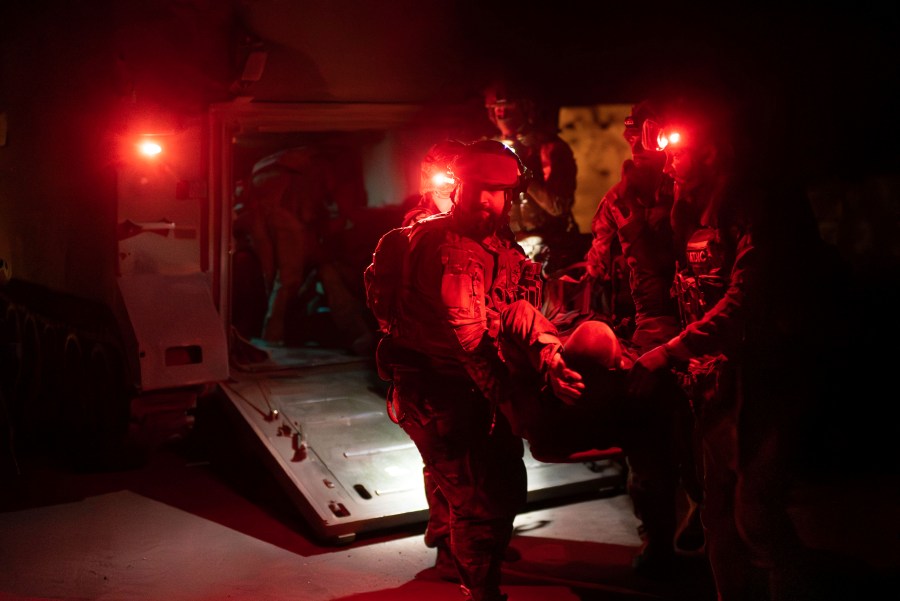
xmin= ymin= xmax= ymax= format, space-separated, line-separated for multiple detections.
xmin=665 ymin=231 xmax=758 ymax=361
xmin=584 ymin=186 xmax=621 ymax=279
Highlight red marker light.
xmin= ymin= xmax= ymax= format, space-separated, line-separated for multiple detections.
xmin=137 ymin=140 xmax=162 ymax=158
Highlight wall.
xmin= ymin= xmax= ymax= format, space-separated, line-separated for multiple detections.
xmin=559 ymin=104 xmax=632 ymax=234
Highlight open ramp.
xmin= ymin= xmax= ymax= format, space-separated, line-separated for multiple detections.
xmin=219 ymin=348 xmax=625 ymax=544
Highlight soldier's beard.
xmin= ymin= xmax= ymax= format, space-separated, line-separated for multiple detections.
xmin=455 ymin=206 xmax=504 ymax=239
xmin=625 ymin=160 xmax=665 ymax=201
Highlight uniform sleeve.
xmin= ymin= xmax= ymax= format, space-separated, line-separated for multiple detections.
xmin=499 ymin=300 xmax=564 ymax=375
xmin=405 ymin=231 xmax=510 ymax=404
xmin=665 ymin=231 xmax=758 ymax=361
xmin=584 ymin=186 xmax=620 ymax=279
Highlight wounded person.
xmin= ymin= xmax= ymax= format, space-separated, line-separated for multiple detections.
xmin=497 ymin=300 xmax=683 ymax=576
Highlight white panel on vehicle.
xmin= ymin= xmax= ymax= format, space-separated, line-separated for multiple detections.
xmin=118 ymin=272 xmax=229 ymax=391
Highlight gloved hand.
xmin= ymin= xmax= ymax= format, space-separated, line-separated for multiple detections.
xmin=627 ymin=344 xmax=672 ymax=398
xmin=547 ymin=351 xmax=585 ymax=405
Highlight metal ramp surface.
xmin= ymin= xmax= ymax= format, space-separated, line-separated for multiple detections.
xmin=220 ymin=352 xmax=625 ymax=544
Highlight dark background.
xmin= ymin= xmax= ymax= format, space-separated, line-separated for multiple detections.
xmin=2 ymin=1 xmax=898 ymax=321
xmin=5 ymin=2 xmax=899 ymax=182
xmin=455 ymin=4 xmax=900 ymax=183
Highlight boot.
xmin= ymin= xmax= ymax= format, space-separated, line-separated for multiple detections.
xmin=632 ymin=540 xmax=676 ymax=580
xmin=434 ymin=543 xmax=460 ymax=583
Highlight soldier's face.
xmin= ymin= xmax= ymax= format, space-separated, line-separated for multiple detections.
xmin=664 ymin=146 xmax=700 ymax=190
xmin=459 ymin=186 xmax=507 ymax=218
xmin=455 ymin=185 xmax=509 ymax=236
xmin=627 ymin=127 xmax=666 ymax=172
xmin=489 ymin=101 xmax=526 ymax=137
xmin=421 ymin=175 xmax=454 ymax=211
xmin=432 ymin=189 xmax=455 ymax=213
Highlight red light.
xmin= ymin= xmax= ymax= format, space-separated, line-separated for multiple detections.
xmin=431 ymin=172 xmax=455 ymax=187
xmin=137 ymin=140 xmax=162 ymax=158
xmin=657 ymin=130 xmax=683 ymax=151
xmin=656 ymin=132 xmax=669 ymax=150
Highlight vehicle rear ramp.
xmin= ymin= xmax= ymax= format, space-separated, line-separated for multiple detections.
xmin=219 ymin=346 xmax=626 ymax=544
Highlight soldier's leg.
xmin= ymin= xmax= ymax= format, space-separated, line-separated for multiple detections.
xmin=736 ymin=428 xmax=827 ymax=601
xmin=442 ymin=415 xmax=525 ymax=601
xmin=262 ymin=211 xmax=312 ymax=344
xmin=700 ymin=410 xmax=768 ymax=601
xmin=317 ymin=261 xmax=372 ymax=353
xmin=395 ymin=383 xmax=524 ymax=601
xmin=422 ymin=466 xmax=456 ymax=581
xmin=675 ymin=390 xmax=706 ymax=552
xmin=621 ymin=412 xmax=679 ymax=577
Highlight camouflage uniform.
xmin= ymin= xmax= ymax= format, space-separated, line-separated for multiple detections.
xmin=367 ymin=140 xmax=538 ymax=601
xmin=370 ymin=205 xmax=541 ymax=600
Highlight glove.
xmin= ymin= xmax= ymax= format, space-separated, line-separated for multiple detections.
xmin=627 ymin=344 xmax=672 ymax=398
xmin=547 ymin=351 xmax=585 ymax=405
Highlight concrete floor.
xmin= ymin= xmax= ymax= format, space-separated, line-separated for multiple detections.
xmin=2 ymin=347 xmax=897 ymax=601
xmin=0 ymin=403 xmax=719 ymax=601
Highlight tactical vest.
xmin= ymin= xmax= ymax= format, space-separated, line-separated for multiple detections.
xmin=438 ymin=235 xmax=543 ymax=340
xmin=368 ymin=217 xmax=542 ymax=353
xmin=672 ymin=227 xmax=727 ymax=328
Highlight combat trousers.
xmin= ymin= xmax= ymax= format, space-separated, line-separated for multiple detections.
xmin=258 ymin=207 xmax=317 ymax=344
xmin=694 ymin=386 xmax=768 ymax=601
xmin=392 ymin=374 xmax=526 ymax=601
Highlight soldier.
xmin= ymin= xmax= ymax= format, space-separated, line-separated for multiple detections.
xmin=584 ymin=101 xmax=680 ymax=350
xmin=401 ymin=139 xmax=467 ymax=226
xmin=397 ymin=137 xmax=468 ymax=582
xmin=248 ymin=145 xmax=370 ymax=350
xmin=365 ymin=139 xmax=543 ymax=601
xmin=629 ymin=91 xmax=841 ymax=600
xmin=247 ymin=147 xmax=335 ymax=345
xmin=483 ymin=78 xmax=582 ymax=276
xmin=584 ymin=100 xmax=704 ymax=561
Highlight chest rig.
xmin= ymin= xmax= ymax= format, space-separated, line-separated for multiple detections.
xmin=672 ymin=227 xmax=727 ymax=327
xmin=439 ymin=234 xmax=542 ymax=337
xmin=484 ymin=238 xmax=543 ymax=333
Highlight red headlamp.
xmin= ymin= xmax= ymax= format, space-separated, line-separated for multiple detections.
xmin=643 ymin=119 xmax=688 ymax=152
xmin=430 ymin=171 xmax=456 ymax=188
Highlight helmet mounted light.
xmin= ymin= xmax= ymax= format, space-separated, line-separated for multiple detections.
xmin=430 ymin=171 xmax=456 ymax=188
xmin=642 ymin=119 xmax=686 ymax=152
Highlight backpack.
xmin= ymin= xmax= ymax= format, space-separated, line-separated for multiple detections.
xmin=364 ymin=224 xmax=414 ymax=334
